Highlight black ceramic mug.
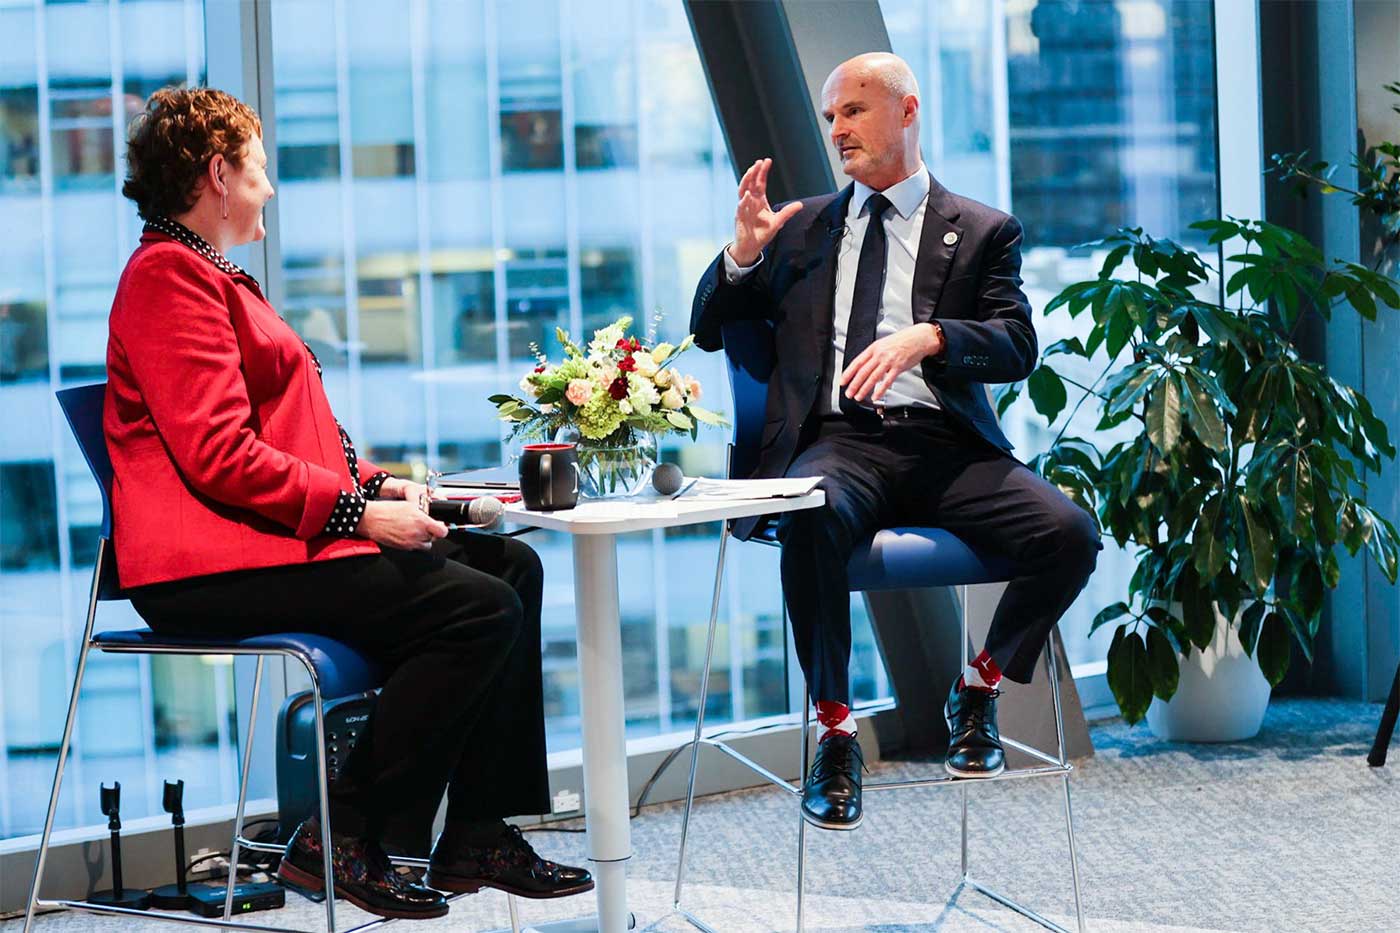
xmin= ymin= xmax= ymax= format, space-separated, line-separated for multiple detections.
xmin=519 ymin=443 xmax=579 ymax=511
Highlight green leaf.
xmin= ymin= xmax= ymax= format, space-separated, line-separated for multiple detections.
xmin=1089 ymin=601 xmax=1131 ymax=635
xmin=665 ymin=411 xmax=693 ymax=430
xmin=1146 ymin=376 xmax=1182 ymax=455
xmin=1256 ymin=612 xmax=1291 ymax=687
xmin=1240 ymin=496 xmax=1277 ymax=596
xmin=1238 ymin=601 xmax=1267 ymax=656
xmin=1099 ymin=244 xmax=1131 ymax=280
xmin=1145 ymin=625 xmax=1181 ymax=701
xmin=995 ymin=382 xmax=1023 ymax=417
xmin=1104 ymin=365 xmax=1159 ymax=417
xmin=487 ymin=393 xmax=518 ymax=405
xmin=1027 ymin=366 xmax=1069 ymax=423
xmin=1044 ymin=337 xmax=1088 ymax=358
xmin=1180 ymin=370 xmax=1227 ymax=451
xmin=1107 ymin=626 xmax=1154 ymax=725
xmin=686 ymin=405 xmax=727 ymax=426
xmin=1193 ymin=494 xmax=1229 ymax=578
xmin=1181 ymin=582 xmax=1216 ymax=650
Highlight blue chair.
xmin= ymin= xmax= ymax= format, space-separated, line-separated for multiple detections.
xmin=670 ymin=320 xmax=1086 ymax=933
xmin=24 ymin=384 xmax=521 ymax=933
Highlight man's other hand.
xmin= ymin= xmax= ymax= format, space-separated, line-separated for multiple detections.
xmin=840 ymin=323 xmax=943 ymax=403
xmin=728 ymin=158 xmax=803 ymax=267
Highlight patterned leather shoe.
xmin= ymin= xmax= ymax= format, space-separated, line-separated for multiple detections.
xmin=277 ymin=817 xmax=449 ymax=920
xmin=944 ymin=683 xmax=1006 ymax=778
xmin=800 ymin=732 xmax=864 ymax=830
xmin=426 ymin=824 xmax=593 ymax=899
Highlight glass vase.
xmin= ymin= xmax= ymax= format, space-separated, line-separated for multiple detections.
xmin=574 ymin=433 xmax=658 ymax=499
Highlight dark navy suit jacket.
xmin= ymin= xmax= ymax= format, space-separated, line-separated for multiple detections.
xmin=690 ymin=174 xmax=1038 ymax=540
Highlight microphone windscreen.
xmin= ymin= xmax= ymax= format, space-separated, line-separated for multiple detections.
xmin=652 ymin=462 xmax=684 ymax=496
xmin=467 ymin=495 xmax=505 ymax=529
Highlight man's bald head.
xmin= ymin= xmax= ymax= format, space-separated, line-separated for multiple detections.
xmin=820 ymin=52 xmax=922 ymax=190
xmin=823 ymin=52 xmax=921 ymax=105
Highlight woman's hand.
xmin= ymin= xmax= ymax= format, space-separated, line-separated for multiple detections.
xmin=377 ymin=476 xmax=431 ymax=511
xmin=358 ymin=500 xmax=447 ymax=551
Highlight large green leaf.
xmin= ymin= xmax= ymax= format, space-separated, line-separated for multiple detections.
xmin=1027 ymin=365 xmax=1069 ymax=423
xmin=1239 ymin=495 xmax=1277 ymax=596
xmin=1145 ymin=625 xmax=1181 ymax=701
xmin=1146 ymin=376 xmax=1182 ymax=454
xmin=1180 ymin=370 xmax=1227 ymax=451
xmin=1107 ymin=626 xmax=1154 ymax=724
xmin=1238 ymin=601 xmax=1267 ymax=656
xmin=1256 ymin=612 xmax=1291 ymax=687
xmin=1192 ymin=494 xmax=1230 ymax=579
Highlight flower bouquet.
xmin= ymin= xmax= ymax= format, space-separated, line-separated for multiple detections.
xmin=489 ymin=316 xmax=727 ymax=498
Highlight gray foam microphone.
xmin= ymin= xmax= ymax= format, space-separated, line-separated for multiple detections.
xmin=652 ymin=462 xmax=684 ymax=496
xmin=428 ymin=496 xmax=505 ymax=530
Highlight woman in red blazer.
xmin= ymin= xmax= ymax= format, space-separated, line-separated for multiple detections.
xmin=107 ymin=87 xmax=590 ymax=919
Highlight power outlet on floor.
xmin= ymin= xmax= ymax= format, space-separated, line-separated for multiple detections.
xmin=552 ymin=789 xmax=581 ymax=814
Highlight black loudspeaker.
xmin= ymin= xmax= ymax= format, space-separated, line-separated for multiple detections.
xmin=275 ymin=690 xmax=376 ymax=843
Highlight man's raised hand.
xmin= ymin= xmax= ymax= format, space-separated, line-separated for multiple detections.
xmin=728 ymin=158 xmax=803 ymax=267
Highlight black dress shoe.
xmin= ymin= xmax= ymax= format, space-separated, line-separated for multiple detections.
xmin=277 ymin=817 xmax=448 ymax=920
xmin=801 ymin=732 xmax=864 ymax=830
xmin=945 ymin=683 xmax=1005 ymax=778
xmin=426 ymin=824 xmax=593 ymax=899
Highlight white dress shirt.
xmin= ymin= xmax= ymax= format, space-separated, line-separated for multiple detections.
xmin=724 ymin=164 xmax=940 ymax=414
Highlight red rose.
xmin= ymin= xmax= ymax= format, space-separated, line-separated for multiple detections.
xmin=609 ymin=376 xmax=629 ymax=400
xmin=616 ymin=338 xmax=629 ymax=349
xmin=630 ymin=337 xmax=643 ymax=351
xmin=533 ymin=364 xmax=546 ymax=373
xmin=617 ymin=354 xmax=636 ymax=373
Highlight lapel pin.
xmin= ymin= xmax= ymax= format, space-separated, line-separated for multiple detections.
xmin=943 ymin=231 xmax=959 ymax=246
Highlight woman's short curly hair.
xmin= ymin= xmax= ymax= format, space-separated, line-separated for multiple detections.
xmin=122 ymin=87 xmax=262 ymax=221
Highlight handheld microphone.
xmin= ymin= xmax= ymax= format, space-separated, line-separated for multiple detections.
xmin=428 ymin=496 xmax=505 ymax=531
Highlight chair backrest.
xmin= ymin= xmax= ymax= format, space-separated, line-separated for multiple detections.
xmin=721 ymin=319 xmax=777 ymax=480
xmin=56 ymin=382 xmax=122 ymax=599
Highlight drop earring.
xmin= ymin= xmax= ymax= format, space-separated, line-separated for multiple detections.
xmin=220 ymin=192 xmax=228 ymax=220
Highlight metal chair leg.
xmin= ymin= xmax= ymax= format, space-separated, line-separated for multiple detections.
xmin=1046 ymin=630 xmax=1086 ymax=932
xmin=23 ymin=544 xmax=106 ymax=933
xmin=673 ymin=520 xmax=730 ymax=909
xmin=309 ymin=669 xmax=338 ymax=933
xmin=959 ymin=784 xmax=969 ymax=880
xmin=795 ymin=699 xmax=810 ymax=933
xmin=508 ymin=892 xmax=522 ymax=933
xmin=224 ymin=655 xmax=266 ymax=920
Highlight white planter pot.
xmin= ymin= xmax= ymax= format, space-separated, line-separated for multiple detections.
xmin=1145 ymin=603 xmax=1273 ymax=742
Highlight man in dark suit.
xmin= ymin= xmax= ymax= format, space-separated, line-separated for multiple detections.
xmin=691 ymin=52 xmax=1101 ymax=831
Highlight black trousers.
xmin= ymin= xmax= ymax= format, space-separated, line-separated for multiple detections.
xmin=130 ymin=530 xmax=550 ymax=854
xmin=777 ymin=414 xmax=1102 ymax=705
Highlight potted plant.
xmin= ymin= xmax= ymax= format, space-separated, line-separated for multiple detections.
xmin=1005 ymin=217 xmax=1400 ymax=737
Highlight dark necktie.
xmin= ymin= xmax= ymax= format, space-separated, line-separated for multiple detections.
xmin=840 ymin=192 xmax=893 ymax=416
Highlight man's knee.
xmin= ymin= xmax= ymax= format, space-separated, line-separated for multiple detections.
xmin=1055 ymin=504 xmax=1102 ymax=576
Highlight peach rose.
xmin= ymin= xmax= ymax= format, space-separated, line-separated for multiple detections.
xmin=566 ymin=379 xmax=594 ymax=406
xmin=684 ymin=375 xmax=702 ymax=401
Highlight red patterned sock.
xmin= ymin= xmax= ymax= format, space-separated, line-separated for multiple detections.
xmin=815 ymin=700 xmax=856 ymax=743
xmin=957 ymin=650 xmax=1003 ymax=694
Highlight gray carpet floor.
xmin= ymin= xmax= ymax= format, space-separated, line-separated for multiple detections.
xmin=8 ymin=698 xmax=1396 ymax=932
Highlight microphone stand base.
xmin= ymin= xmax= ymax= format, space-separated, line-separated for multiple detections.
xmin=88 ymin=889 xmax=151 ymax=911
xmin=150 ymin=882 xmax=219 ymax=910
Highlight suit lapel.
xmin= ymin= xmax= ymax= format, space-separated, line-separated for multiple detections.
xmin=911 ymin=172 xmax=963 ymax=323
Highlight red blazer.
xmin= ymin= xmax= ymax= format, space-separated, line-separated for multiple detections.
xmin=104 ymin=231 xmax=380 ymax=588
